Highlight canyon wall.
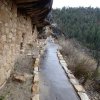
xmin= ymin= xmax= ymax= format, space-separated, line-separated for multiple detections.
xmin=0 ymin=0 xmax=38 ymax=87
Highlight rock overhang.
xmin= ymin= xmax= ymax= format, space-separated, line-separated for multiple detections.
xmin=15 ymin=0 xmax=53 ymax=27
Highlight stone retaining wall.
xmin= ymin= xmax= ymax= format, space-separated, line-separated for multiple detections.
xmin=32 ymin=56 xmax=40 ymax=100
xmin=32 ymin=40 xmax=46 ymax=100
xmin=57 ymin=51 xmax=90 ymax=100
xmin=0 ymin=0 xmax=38 ymax=87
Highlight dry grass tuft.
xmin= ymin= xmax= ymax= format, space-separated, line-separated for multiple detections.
xmin=58 ymin=38 xmax=96 ymax=85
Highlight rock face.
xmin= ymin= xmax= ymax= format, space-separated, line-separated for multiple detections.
xmin=78 ymin=92 xmax=90 ymax=100
xmin=0 ymin=0 xmax=38 ymax=87
xmin=13 ymin=74 xmax=26 ymax=82
xmin=13 ymin=72 xmax=33 ymax=82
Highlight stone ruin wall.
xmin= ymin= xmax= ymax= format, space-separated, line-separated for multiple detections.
xmin=0 ymin=0 xmax=38 ymax=87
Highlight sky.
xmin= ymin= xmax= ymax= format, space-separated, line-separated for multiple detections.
xmin=53 ymin=0 xmax=100 ymax=9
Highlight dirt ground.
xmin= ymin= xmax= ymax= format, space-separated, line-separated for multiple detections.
xmin=0 ymin=39 xmax=45 ymax=100
xmin=0 ymin=55 xmax=35 ymax=100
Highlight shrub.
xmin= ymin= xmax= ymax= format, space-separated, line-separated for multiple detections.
xmin=58 ymin=38 xmax=96 ymax=85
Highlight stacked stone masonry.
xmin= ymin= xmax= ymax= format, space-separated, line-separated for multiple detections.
xmin=57 ymin=51 xmax=90 ymax=100
xmin=0 ymin=0 xmax=38 ymax=87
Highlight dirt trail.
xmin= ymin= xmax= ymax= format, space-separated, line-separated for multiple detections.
xmin=39 ymin=38 xmax=79 ymax=100
xmin=0 ymin=55 xmax=34 ymax=100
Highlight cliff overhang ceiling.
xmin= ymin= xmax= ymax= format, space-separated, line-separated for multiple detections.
xmin=15 ymin=0 xmax=53 ymax=27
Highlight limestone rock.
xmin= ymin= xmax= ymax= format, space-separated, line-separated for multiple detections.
xmin=58 ymin=53 xmax=63 ymax=59
xmin=60 ymin=60 xmax=66 ymax=63
xmin=34 ymin=60 xmax=39 ymax=67
xmin=13 ymin=72 xmax=33 ymax=82
xmin=68 ymin=73 xmax=75 ymax=79
xmin=58 ymin=54 xmax=63 ymax=58
xmin=66 ymin=70 xmax=72 ymax=74
xmin=32 ymin=94 xmax=39 ymax=100
xmin=32 ymin=83 xmax=39 ymax=94
xmin=57 ymin=52 xmax=61 ymax=55
xmin=34 ymin=74 xmax=39 ymax=82
xmin=70 ymin=79 xmax=79 ymax=85
xmin=34 ymin=67 xmax=39 ymax=72
xmin=24 ymin=73 xmax=33 ymax=79
xmin=78 ymin=92 xmax=90 ymax=100
xmin=74 ymin=85 xmax=85 ymax=92
xmin=61 ymin=62 xmax=67 ymax=67
xmin=34 ymin=71 xmax=39 ymax=75
xmin=13 ymin=74 xmax=26 ymax=82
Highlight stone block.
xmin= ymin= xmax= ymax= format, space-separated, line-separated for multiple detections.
xmin=2 ymin=35 xmax=6 ymax=42
xmin=78 ymin=92 xmax=90 ymax=100
xmin=34 ymin=71 xmax=39 ymax=76
xmin=34 ymin=67 xmax=39 ymax=72
xmin=32 ymin=83 xmax=39 ymax=94
xmin=0 ymin=43 xmax=4 ymax=55
xmin=62 ymin=66 xmax=69 ymax=73
xmin=59 ymin=56 xmax=64 ymax=60
xmin=68 ymin=73 xmax=75 ymax=79
xmin=58 ymin=54 xmax=63 ymax=57
xmin=34 ymin=74 xmax=39 ymax=82
xmin=65 ymin=69 xmax=72 ymax=74
xmin=6 ymin=69 xmax=11 ymax=79
xmin=74 ymin=85 xmax=85 ymax=92
xmin=32 ymin=94 xmax=39 ymax=100
xmin=24 ymin=73 xmax=33 ymax=79
xmin=34 ymin=60 xmax=40 ymax=67
xmin=5 ymin=23 xmax=8 ymax=27
xmin=36 ymin=58 xmax=40 ymax=62
xmin=61 ymin=62 xmax=68 ymax=68
xmin=60 ymin=60 xmax=66 ymax=64
xmin=70 ymin=79 xmax=79 ymax=85
xmin=5 ymin=27 xmax=9 ymax=34
xmin=13 ymin=74 xmax=26 ymax=82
